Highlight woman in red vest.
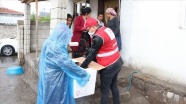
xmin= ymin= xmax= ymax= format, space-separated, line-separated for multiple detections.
xmin=81 ymin=17 xmax=123 ymax=104
xmin=71 ymin=7 xmax=92 ymax=58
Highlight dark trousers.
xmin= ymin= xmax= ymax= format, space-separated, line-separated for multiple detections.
xmin=100 ymin=57 xmax=123 ymax=104
xmin=116 ymin=36 xmax=122 ymax=51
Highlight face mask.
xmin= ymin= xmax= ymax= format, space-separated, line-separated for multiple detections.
xmin=88 ymin=31 xmax=95 ymax=38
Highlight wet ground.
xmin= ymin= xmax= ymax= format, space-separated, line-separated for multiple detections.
xmin=0 ymin=56 xmax=36 ymax=104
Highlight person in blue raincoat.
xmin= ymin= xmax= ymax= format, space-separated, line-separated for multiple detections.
xmin=37 ymin=23 xmax=90 ymax=104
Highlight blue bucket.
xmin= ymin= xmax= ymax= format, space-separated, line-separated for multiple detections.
xmin=6 ymin=66 xmax=24 ymax=75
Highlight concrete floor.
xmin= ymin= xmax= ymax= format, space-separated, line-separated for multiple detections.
xmin=0 ymin=56 xmax=36 ymax=104
xmin=121 ymin=87 xmax=150 ymax=104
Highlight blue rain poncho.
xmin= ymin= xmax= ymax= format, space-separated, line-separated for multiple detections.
xmin=37 ymin=23 xmax=90 ymax=104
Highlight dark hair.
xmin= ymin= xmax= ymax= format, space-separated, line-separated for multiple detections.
xmin=67 ymin=14 xmax=72 ymax=19
xmin=98 ymin=12 xmax=104 ymax=16
xmin=81 ymin=7 xmax=91 ymax=15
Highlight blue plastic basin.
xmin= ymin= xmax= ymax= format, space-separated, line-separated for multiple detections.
xmin=6 ymin=66 xmax=24 ymax=75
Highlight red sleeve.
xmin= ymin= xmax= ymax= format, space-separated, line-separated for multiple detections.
xmin=74 ymin=16 xmax=84 ymax=32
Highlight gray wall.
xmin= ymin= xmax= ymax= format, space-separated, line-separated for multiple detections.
xmin=0 ymin=24 xmax=17 ymax=39
xmin=30 ymin=22 xmax=50 ymax=52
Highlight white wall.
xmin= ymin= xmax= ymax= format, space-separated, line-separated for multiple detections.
xmin=120 ymin=0 xmax=186 ymax=86
xmin=90 ymin=0 xmax=98 ymax=18
xmin=67 ymin=0 xmax=73 ymax=16
xmin=0 ymin=15 xmax=23 ymax=24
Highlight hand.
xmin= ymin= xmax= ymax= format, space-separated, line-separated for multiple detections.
xmin=67 ymin=45 xmax=72 ymax=53
xmin=80 ymin=63 xmax=88 ymax=68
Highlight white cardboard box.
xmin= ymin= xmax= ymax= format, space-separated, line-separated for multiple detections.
xmin=72 ymin=57 xmax=105 ymax=98
xmin=73 ymin=68 xmax=97 ymax=98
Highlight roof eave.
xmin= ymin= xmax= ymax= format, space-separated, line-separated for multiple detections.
xmin=20 ymin=0 xmax=47 ymax=4
xmin=0 ymin=13 xmax=24 ymax=15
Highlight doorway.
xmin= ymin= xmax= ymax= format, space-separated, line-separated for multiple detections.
xmin=98 ymin=0 xmax=120 ymax=24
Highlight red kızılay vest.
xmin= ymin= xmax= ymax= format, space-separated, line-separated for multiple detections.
xmin=95 ymin=27 xmax=120 ymax=67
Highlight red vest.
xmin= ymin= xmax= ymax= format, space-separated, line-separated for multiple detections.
xmin=95 ymin=27 xmax=120 ymax=67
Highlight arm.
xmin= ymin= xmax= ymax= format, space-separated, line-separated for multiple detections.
xmin=45 ymin=45 xmax=90 ymax=87
xmin=113 ymin=17 xmax=120 ymax=37
xmin=74 ymin=16 xmax=84 ymax=32
xmin=80 ymin=35 xmax=103 ymax=68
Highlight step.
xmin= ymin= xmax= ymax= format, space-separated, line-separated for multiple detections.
xmin=133 ymin=73 xmax=186 ymax=104
xmin=21 ymin=53 xmax=133 ymax=93
xmin=121 ymin=87 xmax=150 ymax=104
xmin=75 ymin=86 xmax=150 ymax=104
xmin=21 ymin=53 xmax=38 ymax=93
xmin=75 ymin=86 xmax=130 ymax=104
xmin=95 ymin=66 xmax=132 ymax=88
xmin=21 ymin=53 xmax=150 ymax=104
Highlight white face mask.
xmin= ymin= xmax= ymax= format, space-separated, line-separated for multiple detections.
xmin=88 ymin=31 xmax=95 ymax=38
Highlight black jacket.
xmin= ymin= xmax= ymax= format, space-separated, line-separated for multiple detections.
xmin=80 ymin=33 xmax=123 ymax=68
xmin=81 ymin=35 xmax=103 ymax=68
xmin=80 ymin=25 xmax=124 ymax=68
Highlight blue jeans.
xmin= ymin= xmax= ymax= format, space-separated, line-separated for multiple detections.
xmin=100 ymin=57 xmax=123 ymax=104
